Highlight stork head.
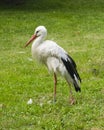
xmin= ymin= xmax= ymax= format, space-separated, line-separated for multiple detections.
xmin=24 ymin=26 xmax=47 ymax=47
xmin=35 ymin=26 xmax=47 ymax=38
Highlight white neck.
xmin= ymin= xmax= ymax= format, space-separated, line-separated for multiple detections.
xmin=31 ymin=35 xmax=45 ymax=59
xmin=32 ymin=35 xmax=45 ymax=49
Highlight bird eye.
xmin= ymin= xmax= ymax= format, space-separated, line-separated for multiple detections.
xmin=36 ymin=31 xmax=39 ymax=34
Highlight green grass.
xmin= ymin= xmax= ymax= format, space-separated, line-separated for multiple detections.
xmin=0 ymin=0 xmax=104 ymax=129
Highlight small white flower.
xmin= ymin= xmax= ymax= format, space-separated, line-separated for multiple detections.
xmin=27 ymin=98 xmax=33 ymax=105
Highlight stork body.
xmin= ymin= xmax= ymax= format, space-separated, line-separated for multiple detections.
xmin=25 ymin=26 xmax=81 ymax=104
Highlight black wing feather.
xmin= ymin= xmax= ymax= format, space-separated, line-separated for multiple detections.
xmin=61 ymin=54 xmax=81 ymax=92
xmin=67 ymin=54 xmax=77 ymax=68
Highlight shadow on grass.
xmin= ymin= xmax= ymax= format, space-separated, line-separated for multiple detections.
xmin=0 ymin=0 xmax=104 ymax=13
xmin=0 ymin=0 xmax=66 ymax=11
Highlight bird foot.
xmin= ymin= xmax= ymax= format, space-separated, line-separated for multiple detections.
xmin=69 ymin=98 xmax=76 ymax=105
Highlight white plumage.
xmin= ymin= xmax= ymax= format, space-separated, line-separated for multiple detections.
xmin=25 ymin=26 xmax=81 ymax=104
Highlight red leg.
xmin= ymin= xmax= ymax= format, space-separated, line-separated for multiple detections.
xmin=69 ymin=87 xmax=76 ymax=105
xmin=53 ymin=73 xmax=57 ymax=102
xmin=66 ymin=78 xmax=76 ymax=105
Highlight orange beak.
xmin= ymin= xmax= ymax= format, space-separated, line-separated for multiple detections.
xmin=24 ymin=34 xmax=37 ymax=47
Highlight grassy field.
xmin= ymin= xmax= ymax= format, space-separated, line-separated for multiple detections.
xmin=0 ymin=0 xmax=104 ymax=129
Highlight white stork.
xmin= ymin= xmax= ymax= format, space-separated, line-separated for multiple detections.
xmin=25 ymin=26 xmax=81 ymax=104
